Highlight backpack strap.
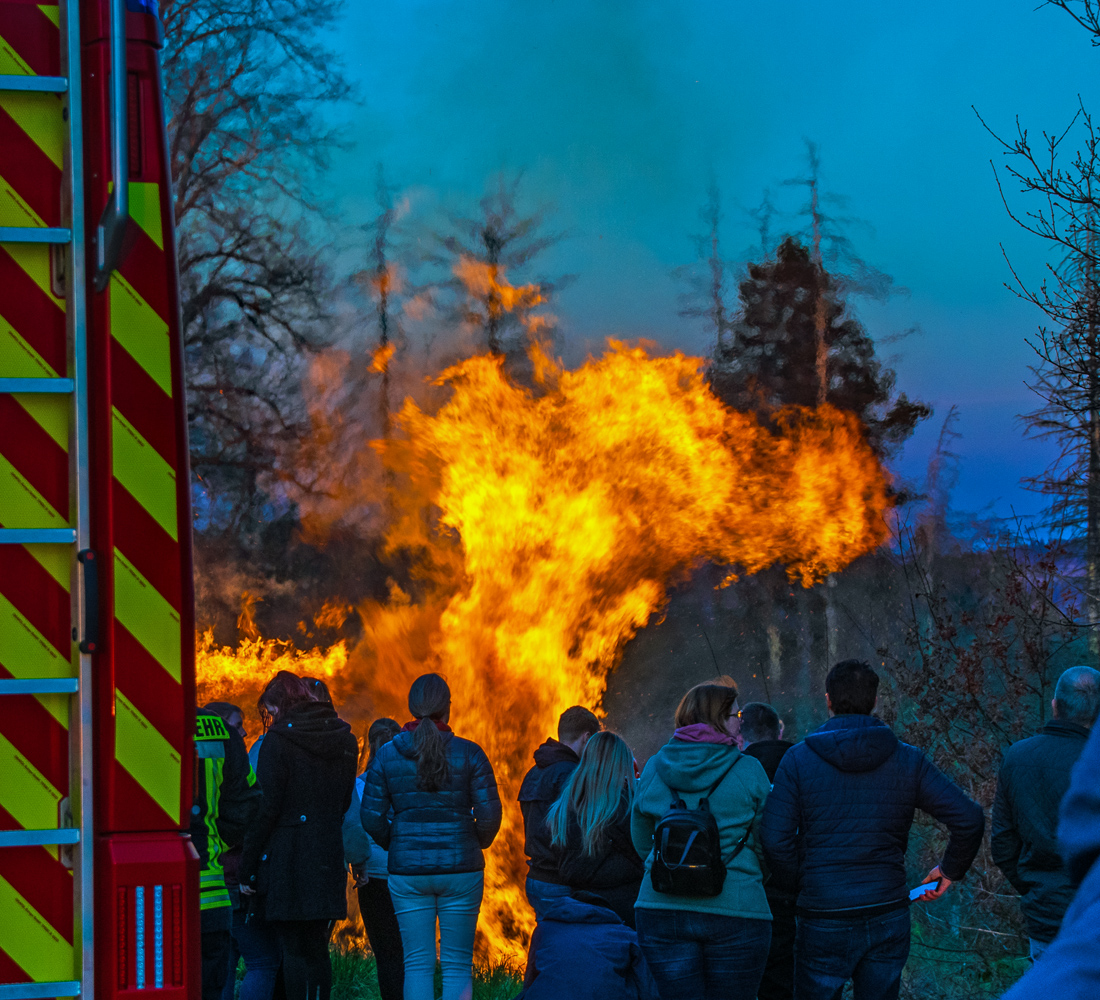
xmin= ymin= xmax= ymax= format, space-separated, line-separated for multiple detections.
xmin=701 ymin=754 xmax=741 ymax=803
xmin=692 ymin=753 xmax=752 ymax=868
xmin=667 ymin=751 xmax=742 ymax=805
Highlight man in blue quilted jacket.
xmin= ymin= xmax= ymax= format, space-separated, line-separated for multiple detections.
xmin=761 ymin=660 xmax=984 ymax=1000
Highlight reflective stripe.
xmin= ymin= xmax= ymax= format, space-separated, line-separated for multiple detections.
xmin=0 ymin=90 xmax=64 ymax=169
xmin=113 ymin=548 xmax=181 ymax=683
xmin=109 ymin=273 xmax=171 ymax=396
xmin=0 ymin=450 xmax=67 ymax=529
xmin=112 ymin=408 xmax=178 ymax=542
xmin=0 ymin=874 xmax=73 ymax=984
xmin=202 ymin=756 xmax=224 ymax=875
xmin=0 ymin=731 xmax=61 ymax=831
xmin=0 ymin=173 xmax=45 ymax=228
xmin=0 ymin=592 xmax=70 ymax=728
xmin=0 ymin=243 xmax=64 ymax=307
xmin=114 ymin=690 xmax=181 ymax=823
xmin=36 ymin=6 xmax=60 ymax=30
xmin=128 ymin=182 xmax=163 ymax=250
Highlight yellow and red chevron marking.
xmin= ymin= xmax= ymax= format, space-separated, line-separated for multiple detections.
xmin=104 ymin=174 xmax=190 ymax=832
xmin=0 ymin=2 xmax=78 ymax=987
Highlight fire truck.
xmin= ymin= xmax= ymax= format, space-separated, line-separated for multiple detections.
xmin=1 ymin=0 xmax=200 ymax=997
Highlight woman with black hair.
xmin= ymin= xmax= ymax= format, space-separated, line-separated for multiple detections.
xmin=360 ymin=674 xmax=501 ymax=1000
xmin=239 ymin=671 xmax=358 ymax=1000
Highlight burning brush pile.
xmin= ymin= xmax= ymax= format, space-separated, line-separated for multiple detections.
xmin=197 ymin=272 xmax=891 ymax=961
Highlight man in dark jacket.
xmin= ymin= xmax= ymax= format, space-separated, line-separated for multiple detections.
xmin=191 ymin=707 xmax=262 ymax=1000
xmin=992 ymin=665 xmax=1100 ymax=962
xmin=518 ymin=891 xmax=660 ymax=1000
xmin=1001 ymin=716 xmax=1100 ymax=998
xmin=761 ymin=660 xmax=984 ymax=1000
xmin=518 ymin=705 xmax=601 ymax=919
xmin=742 ymin=702 xmax=796 ymax=1000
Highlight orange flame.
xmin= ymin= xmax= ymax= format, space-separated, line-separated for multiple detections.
xmin=453 ymin=257 xmax=546 ymax=320
xmin=199 ymin=341 xmax=891 ymax=962
xmin=369 ymin=342 xmax=396 ymax=374
xmin=195 ymin=629 xmax=349 ymax=709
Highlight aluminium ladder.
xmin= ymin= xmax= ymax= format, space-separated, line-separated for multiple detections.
xmin=0 ymin=1 xmax=129 ymax=998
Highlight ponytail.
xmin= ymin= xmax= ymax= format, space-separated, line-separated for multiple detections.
xmin=407 ymin=673 xmax=452 ymax=792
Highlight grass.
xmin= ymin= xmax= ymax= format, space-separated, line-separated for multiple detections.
xmin=329 ymin=947 xmax=523 ymax=1000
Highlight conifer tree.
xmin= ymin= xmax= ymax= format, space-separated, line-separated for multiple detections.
xmin=710 ymin=237 xmax=930 ymax=459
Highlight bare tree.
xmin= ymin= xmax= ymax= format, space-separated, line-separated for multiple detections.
xmin=354 ymin=165 xmax=406 ymax=438
xmin=980 ymin=2 xmax=1100 ymax=652
xmin=431 ymin=173 xmax=566 ymax=364
xmin=160 ymin=0 xmax=351 ymax=545
xmin=674 ymin=180 xmax=738 ymax=353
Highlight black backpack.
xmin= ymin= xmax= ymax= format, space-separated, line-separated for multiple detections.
xmin=650 ymin=756 xmax=749 ymax=897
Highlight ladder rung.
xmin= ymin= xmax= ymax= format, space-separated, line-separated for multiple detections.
xmin=0 ymin=227 xmax=71 ymax=244
xmin=0 ymin=378 xmax=74 ymax=394
xmin=0 ymin=74 xmax=67 ymax=94
xmin=0 ymin=678 xmax=79 ymax=695
xmin=0 ymin=529 xmax=75 ymax=544
xmin=0 ymin=983 xmax=82 ymax=1000
xmin=0 ymin=828 xmax=80 ymax=848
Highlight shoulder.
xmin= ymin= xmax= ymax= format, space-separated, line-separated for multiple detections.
xmin=1003 ymin=734 xmax=1044 ymax=763
xmin=736 ymin=753 xmax=771 ymax=791
xmin=452 ymin=735 xmax=493 ymax=765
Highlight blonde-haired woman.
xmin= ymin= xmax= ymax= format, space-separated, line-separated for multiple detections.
xmin=547 ymin=731 xmax=644 ymax=926
xmin=631 ymin=680 xmax=772 ymax=1000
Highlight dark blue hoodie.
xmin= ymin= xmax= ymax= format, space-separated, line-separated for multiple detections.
xmin=518 ymin=893 xmax=659 ymax=1000
xmin=1002 ymin=721 xmax=1100 ymax=999
xmin=760 ymin=715 xmax=984 ymax=913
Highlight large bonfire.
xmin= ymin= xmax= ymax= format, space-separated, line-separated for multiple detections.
xmin=198 ymin=268 xmax=891 ymax=962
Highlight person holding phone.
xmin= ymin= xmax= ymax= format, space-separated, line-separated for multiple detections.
xmin=761 ymin=660 xmax=984 ymax=1000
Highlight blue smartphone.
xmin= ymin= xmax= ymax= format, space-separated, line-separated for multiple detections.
xmin=909 ymin=881 xmax=939 ymax=901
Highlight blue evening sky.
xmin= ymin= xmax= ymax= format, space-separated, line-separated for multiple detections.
xmin=326 ymin=0 xmax=1100 ymax=519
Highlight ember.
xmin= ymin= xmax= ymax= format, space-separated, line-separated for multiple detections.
xmin=198 ymin=337 xmax=890 ymax=962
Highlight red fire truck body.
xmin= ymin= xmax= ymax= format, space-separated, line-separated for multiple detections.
xmin=1 ymin=1 xmax=201 ymax=998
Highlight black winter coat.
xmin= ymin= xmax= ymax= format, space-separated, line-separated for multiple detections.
xmin=557 ymin=800 xmax=644 ymax=927
xmin=360 ymin=727 xmax=501 ymax=876
xmin=761 ymin=715 xmax=984 ymax=914
xmin=998 ymin=723 xmax=1100 ymax=998
xmin=518 ymin=739 xmax=581 ymax=884
xmin=992 ymin=719 xmax=1091 ymax=943
xmin=742 ymin=739 xmax=795 ymax=784
xmin=239 ymin=702 xmax=358 ymax=921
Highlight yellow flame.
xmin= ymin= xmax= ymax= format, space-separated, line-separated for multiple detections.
xmin=199 ymin=340 xmax=891 ymax=962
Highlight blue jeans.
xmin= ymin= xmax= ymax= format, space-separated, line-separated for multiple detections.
xmin=635 ymin=907 xmax=772 ymax=1000
xmin=229 ymin=906 xmax=281 ymax=1000
xmin=389 ymin=871 xmax=484 ymax=1000
xmin=525 ymin=877 xmax=572 ymax=922
xmin=795 ymin=908 xmax=910 ymax=1000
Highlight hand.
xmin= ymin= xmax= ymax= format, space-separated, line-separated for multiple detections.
xmin=239 ymin=885 xmax=256 ymax=896
xmin=916 ymin=866 xmax=952 ymax=902
xmin=351 ymin=866 xmax=369 ymax=888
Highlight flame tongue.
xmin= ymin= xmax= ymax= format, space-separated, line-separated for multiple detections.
xmin=198 ymin=341 xmax=890 ymax=962
xmin=360 ymin=342 xmax=889 ymax=959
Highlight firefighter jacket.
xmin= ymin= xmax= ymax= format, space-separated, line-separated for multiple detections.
xmin=190 ymin=711 xmax=261 ymax=916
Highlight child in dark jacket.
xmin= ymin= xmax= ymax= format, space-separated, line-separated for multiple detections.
xmin=518 ymin=892 xmax=659 ymax=1000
